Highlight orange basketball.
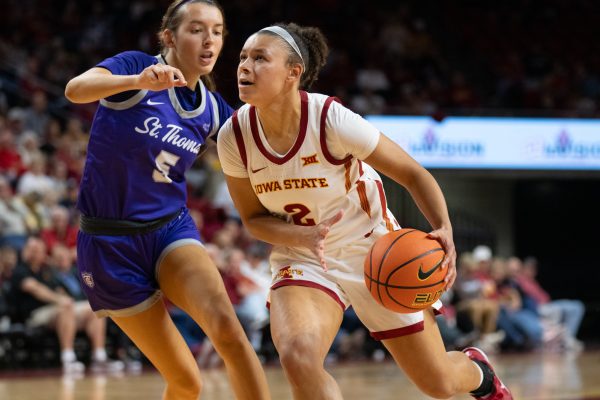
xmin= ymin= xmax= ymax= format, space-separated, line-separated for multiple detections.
xmin=364 ymin=228 xmax=448 ymax=313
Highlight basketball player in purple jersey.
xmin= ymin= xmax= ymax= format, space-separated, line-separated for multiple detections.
xmin=64 ymin=1 xmax=270 ymax=399
xmin=217 ymin=23 xmax=512 ymax=399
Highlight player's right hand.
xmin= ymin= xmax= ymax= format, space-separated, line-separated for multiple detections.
xmin=309 ymin=209 xmax=344 ymax=271
xmin=137 ymin=64 xmax=187 ymax=91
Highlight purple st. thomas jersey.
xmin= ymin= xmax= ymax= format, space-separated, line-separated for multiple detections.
xmin=77 ymin=51 xmax=233 ymax=221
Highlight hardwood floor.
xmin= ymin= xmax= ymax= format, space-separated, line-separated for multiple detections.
xmin=1 ymin=350 xmax=599 ymax=399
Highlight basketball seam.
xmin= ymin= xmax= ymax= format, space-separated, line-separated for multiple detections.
xmin=367 ymin=247 xmax=373 ymax=292
xmin=375 ymin=229 xmax=416 ymax=306
xmin=365 ymin=273 xmax=446 ymax=289
xmin=383 ymin=249 xmax=444 ymax=309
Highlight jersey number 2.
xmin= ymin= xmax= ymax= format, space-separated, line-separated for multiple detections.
xmin=153 ymin=150 xmax=180 ymax=183
xmin=284 ymin=204 xmax=316 ymax=226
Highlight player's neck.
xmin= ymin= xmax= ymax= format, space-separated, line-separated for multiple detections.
xmin=255 ymin=92 xmax=301 ymax=139
xmin=164 ymin=53 xmax=200 ymax=90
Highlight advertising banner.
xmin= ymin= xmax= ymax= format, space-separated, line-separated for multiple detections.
xmin=366 ymin=116 xmax=600 ymax=170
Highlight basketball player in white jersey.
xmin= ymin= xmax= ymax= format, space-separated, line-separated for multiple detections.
xmin=217 ymin=23 xmax=512 ymax=400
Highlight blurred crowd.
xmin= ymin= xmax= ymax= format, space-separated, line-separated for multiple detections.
xmin=1 ymin=0 xmax=599 ymax=120
xmin=438 ymin=245 xmax=585 ymax=355
xmin=0 ymin=0 xmax=593 ymax=372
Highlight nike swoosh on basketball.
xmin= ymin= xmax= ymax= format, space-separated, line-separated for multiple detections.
xmin=147 ymin=99 xmax=164 ymax=105
xmin=417 ymin=259 xmax=443 ymax=280
xmin=251 ymin=166 xmax=267 ymax=173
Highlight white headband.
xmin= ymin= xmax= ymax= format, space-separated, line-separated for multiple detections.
xmin=259 ymin=26 xmax=306 ymax=72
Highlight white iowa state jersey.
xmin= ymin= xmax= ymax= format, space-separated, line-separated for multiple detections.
xmin=218 ymin=91 xmax=399 ymax=251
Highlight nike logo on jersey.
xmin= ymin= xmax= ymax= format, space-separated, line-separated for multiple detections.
xmin=251 ymin=166 xmax=267 ymax=173
xmin=147 ymin=99 xmax=165 ymax=105
xmin=417 ymin=258 xmax=443 ymax=280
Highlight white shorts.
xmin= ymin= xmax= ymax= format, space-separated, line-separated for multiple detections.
xmin=28 ymin=301 xmax=92 ymax=328
xmin=269 ymin=228 xmax=443 ymax=340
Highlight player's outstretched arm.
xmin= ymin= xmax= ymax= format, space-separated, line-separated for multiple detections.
xmin=65 ymin=64 xmax=187 ymax=104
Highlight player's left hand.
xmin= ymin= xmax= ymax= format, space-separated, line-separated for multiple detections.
xmin=427 ymin=227 xmax=457 ymax=289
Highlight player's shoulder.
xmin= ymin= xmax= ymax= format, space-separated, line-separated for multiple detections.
xmin=306 ymin=91 xmax=347 ymax=112
xmin=217 ymin=104 xmax=249 ymax=140
xmin=232 ymin=103 xmax=252 ymax=120
xmin=99 ymin=51 xmax=157 ymax=75
xmin=114 ymin=50 xmax=156 ymax=64
xmin=305 ymin=91 xmax=330 ymax=106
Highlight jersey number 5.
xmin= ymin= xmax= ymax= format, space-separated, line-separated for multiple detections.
xmin=284 ymin=204 xmax=316 ymax=226
xmin=153 ymin=150 xmax=180 ymax=183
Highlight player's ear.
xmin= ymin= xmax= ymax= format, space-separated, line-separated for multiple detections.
xmin=287 ymin=64 xmax=302 ymax=81
xmin=162 ymin=29 xmax=176 ymax=48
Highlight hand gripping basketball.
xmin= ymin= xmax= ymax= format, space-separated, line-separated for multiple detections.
xmin=364 ymin=228 xmax=452 ymax=313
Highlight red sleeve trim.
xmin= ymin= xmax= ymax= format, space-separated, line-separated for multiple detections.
xmin=232 ymin=110 xmax=247 ymax=169
xmin=320 ymin=96 xmax=353 ymax=165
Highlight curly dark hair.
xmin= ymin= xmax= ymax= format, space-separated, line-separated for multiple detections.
xmin=259 ymin=22 xmax=329 ymax=90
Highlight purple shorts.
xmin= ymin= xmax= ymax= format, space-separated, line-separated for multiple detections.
xmin=76 ymin=208 xmax=202 ymax=317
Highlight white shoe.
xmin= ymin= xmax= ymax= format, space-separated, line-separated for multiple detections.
xmin=63 ymin=360 xmax=85 ymax=374
xmin=563 ymin=337 xmax=584 ymax=352
xmin=371 ymin=349 xmax=386 ymax=362
xmin=482 ymin=331 xmax=506 ymax=345
xmin=90 ymin=359 xmax=125 ymax=373
xmin=125 ymin=359 xmax=143 ymax=372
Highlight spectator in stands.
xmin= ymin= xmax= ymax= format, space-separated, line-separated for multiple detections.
xmin=57 ymin=179 xmax=78 ymax=210
xmin=211 ymin=223 xmax=238 ymax=250
xmin=39 ymin=118 xmax=63 ymax=158
xmin=350 ymin=88 xmax=386 ymax=116
xmin=331 ymin=308 xmax=370 ymax=362
xmin=40 ymin=205 xmax=78 ymax=255
xmin=436 ymin=288 xmax=480 ymax=351
xmin=226 ymin=247 xmax=269 ymax=351
xmin=47 ymin=159 xmax=70 ymax=200
xmin=244 ymin=242 xmax=271 ymax=286
xmin=17 ymin=131 xmax=43 ymax=170
xmin=489 ymin=257 xmax=543 ymax=351
xmin=11 ymin=237 xmax=123 ymax=373
xmin=22 ymin=90 xmax=51 ymax=138
xmin=50 ymin=244 xmax=82 ymax=301
xmin=356 ymin=60 xmax=391 ymax=95
xmin=0 ymin=175 xmax=29 ymax=251
xmin=0 ymin=245 xmax=18 ymax=323
xmin=517 ymin=256 xmax=585 ymax=352
xmin=454 ymin=251 xmax=503 ymax=353
xmin=50 ymin=243 xmax=131 ymax=371
xmin=0 ymin=127 xmax=24 ymax=182
xmin=0 ymin=245 xmax=18 ymax=286
xmin=7 ymin=108 xmax=27 ymax=137
xmin=19 ymin=191 xmax=50 ymax=235
xmin=52 ymin=118 xmax=88 ymax=182
xmin=16 ymin=154 xmax=54 ymax=197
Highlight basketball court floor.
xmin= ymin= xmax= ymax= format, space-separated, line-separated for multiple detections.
xmin=1 ymin=350 xmax=599 ymax=399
